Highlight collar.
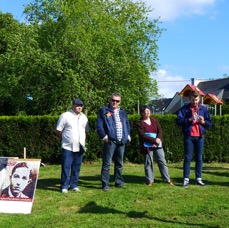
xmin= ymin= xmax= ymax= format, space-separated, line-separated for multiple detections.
xmin=70 ymin=109 xmax=82 ymax=116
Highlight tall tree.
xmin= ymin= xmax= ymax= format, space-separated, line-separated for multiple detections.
xmin=0 ymin=0 xmax=162 ymax=115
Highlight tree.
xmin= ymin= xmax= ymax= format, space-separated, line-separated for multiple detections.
xmin=0 ymin=0 xmax=162 ymax=115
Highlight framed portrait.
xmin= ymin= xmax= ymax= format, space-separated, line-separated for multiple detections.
xmin=0 ymin=158 xmax=41 ymax=214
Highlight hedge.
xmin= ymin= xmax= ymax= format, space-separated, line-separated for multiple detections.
xmin=0 ymin=114 xmax=228 ymax=164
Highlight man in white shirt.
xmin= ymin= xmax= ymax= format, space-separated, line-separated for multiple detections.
xmin=56 ymin=98 xmax=89 ymax=193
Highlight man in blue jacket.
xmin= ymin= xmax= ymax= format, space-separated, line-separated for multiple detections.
xmin=96 ymin=92 xmax=131 ymax=192
xmin=176 ymin=90 xmax=212 ymax=188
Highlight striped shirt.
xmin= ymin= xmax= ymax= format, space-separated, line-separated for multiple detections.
xmin=114 ymin=109 xmax=122 ymax=141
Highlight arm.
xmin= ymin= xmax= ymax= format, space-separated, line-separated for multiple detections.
xmin=56 ymin=130 xmax=62 ymax=138
xmin=176 ymin=106 xmax=192 ymax=126
xmin=96 ymin=108 xmax=107 ymax=139
xmin=198 ymin=106 xmax=212 ymax=127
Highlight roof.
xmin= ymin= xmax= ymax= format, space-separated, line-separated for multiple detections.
xmin=179 ymin=84 xmax=205 ymax=97
xmin=197 ymin=77 xmax=229 ymax=101
xmin=203 ymin=94 xmax=223 ymax=105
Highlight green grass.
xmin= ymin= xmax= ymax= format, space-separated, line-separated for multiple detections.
xmin=0 ymin=162 xmax=228 ymax=227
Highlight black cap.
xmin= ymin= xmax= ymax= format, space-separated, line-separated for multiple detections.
xmin=72 ymin=98 xmax=84 ymax=105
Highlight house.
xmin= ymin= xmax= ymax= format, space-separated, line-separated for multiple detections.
xmin=197 ymin=77 xmax=229 ymax=103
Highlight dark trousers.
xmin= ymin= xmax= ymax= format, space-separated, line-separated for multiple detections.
xmin=61 ymin=148 xmax=84 ymax=189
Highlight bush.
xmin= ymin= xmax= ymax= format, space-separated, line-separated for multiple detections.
xmin=0 ymin=114 xmax=228 ymax=163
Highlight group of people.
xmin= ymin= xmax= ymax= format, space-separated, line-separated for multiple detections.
xmin=56 ymin=90 xmax=212 ymax=193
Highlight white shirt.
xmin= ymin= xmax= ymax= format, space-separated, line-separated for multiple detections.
xmin=56 ymin=110 xmax=88 ymax=152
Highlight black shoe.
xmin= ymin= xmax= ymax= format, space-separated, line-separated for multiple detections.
xmin=102 ymin=186 xmax=109 ymax=192
xmin=197 ymin=180 xmax=205 ymax=186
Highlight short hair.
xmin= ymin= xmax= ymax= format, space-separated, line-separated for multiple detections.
xmin=140 ymin=105 xmax=151 ymax=118
xmin=11 ymin=162 xmax=32 ymax=179
xmin=140 ymin=105 xmax=151 ymax=114
xmin=190 ymin=90 xmax=200 ymax=98
xmin=110 ymin=92 xmax=121 ymax=99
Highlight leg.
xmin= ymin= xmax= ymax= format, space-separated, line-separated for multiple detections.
xmin=61 ymin=148 xmax=73 ymax=190
xmin=113 ymin=144 xmax=125 ymax=187
xmin=183 ymin=136 xmax=194 ymax=179
xmin=144 ymin=151 xmax=154 ymax=184
xmin=69 ymin=151 xmax=84 ymax=189
xmin=101 ymin=141 xmax=116 ymax=188
xmin=194 ymin=136 xmax=204 ymax=179
xmin=153 ymin=148 xmax=170 ymax=182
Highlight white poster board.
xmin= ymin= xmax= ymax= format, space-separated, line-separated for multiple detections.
xmin=0 ymin=158 xmax=41 ymax=214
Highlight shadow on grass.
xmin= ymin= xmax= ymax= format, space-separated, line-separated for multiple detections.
xmin=36 ymin=178 xmax=60 ymax=192
xmin=35 ymin=166 xmax=229 ymax=192
xmin=78 ymin=201 xmax=209 ymax=227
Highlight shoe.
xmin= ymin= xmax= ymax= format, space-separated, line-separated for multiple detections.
xmin=72 ymin=187 xmax=81 ymax=192
xmin=183 ymin=180 xmax=189 ymax=188
xmin=62 ymin=189 xmax=68 ymax=193
xmin=102 ymin=186 xmax=109 ymax=192
xmin=167 ymin=181 xmax=174 ymax=186
xmin=196 ymin=180 xmax=205 ymax=186
xmin=147 ymin=182 xmax=153 ymax=186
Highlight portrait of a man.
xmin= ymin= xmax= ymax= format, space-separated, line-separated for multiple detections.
xmin=0 ymin=162 xmax=33 ymax=198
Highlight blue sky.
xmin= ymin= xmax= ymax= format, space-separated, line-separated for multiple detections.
xmin=0 ymin=0 xmax=228 ymax=98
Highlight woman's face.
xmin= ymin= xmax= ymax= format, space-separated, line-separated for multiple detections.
xmin=142 ymin=108 xmax=151 ymax=119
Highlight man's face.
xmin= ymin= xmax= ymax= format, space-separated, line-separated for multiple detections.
xmin=190 ymin=95 xmax=200 ymax=107
xmin=72 ymin=104 xmax=83 ymax=114
xmin=110 ymin=96 xmax=121 ymax=110
xmin=10 ymin=167 xmax=30 ymax=196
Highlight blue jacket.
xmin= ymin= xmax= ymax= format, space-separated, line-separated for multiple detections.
xmin=96 ymin=105 xmax=130 ymax=143
xmin=176 ymin=103 xmax=212 ymax=137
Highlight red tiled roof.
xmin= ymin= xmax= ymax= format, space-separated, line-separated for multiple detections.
xmin=179 ymin=84 xmax=205 ymax=97
xmin=203 ymin=94 xmax=223 ymax=105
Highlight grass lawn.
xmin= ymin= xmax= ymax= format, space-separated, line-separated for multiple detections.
xmin=0 ymin=162 xmax=228 ymax=227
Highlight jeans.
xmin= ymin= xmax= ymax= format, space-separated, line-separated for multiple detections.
xmin=144 ymin=148 xmax=170 ymax=183
xmin=61 ymin=148 xmax=84 ymax=189
xmin=101 ymin=141 xmax=125 ymax=188
xmin=183 ymin=136 xmax=204 ymax=179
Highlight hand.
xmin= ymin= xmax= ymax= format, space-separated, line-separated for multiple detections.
xmin=155 ymin=138 xmax=161 ymax=145
xmin=103 ymin=135 xmax=110 ymax=143
xmin=197 ymin=116 xmax=205 ymax=124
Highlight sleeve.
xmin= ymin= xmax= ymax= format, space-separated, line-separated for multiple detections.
xmin=126 ymin=112 xmax=131 ymax=135
xmin=176 ymin=107 xmax=191 ymax=126
xmin=154 ymin=118 xmax=163 ymax=140
xmin=203 ymin=107 xmax=212 ymax=128
xmin=56 ymin=114 xmax=65 ymax=132
xmin=96 ymin=108 xmax=106 ymax=139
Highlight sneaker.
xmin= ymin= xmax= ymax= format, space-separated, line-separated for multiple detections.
xmin=102 ymin=186 xmax=109 ymax=192
xmin=72 ymin=187 xmax=81 ymax=192
xmin=167 ymin=181 xmax=174 ymax=186
xmin=147 ymin=182 xmax=153 ymax=186
xmin=196 ymin=180 xmax=205 ymax=186
xmin=183 ymin=180 xmax=189 ymax=188
xmin=62 ymin=189 xmax=68 ymax=193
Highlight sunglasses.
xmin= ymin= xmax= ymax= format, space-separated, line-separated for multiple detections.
xmin=111 ymin=99 xmax=120 ymax=103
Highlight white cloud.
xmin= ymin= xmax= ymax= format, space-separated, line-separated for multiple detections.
xmin=151 ymin=69 xmax=190 ymax=98
xmin=141 ymin=0 xmax=217 ymax=21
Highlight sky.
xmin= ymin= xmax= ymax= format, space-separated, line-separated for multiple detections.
xmin=0 ymin=0 xmax=229 ymax=98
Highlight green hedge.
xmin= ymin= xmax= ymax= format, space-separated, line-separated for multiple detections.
xmin=0 ymin=115 xmax=228 ymax=164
